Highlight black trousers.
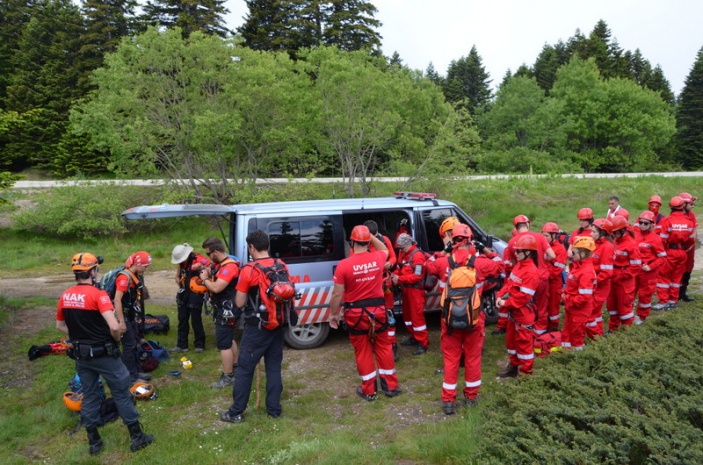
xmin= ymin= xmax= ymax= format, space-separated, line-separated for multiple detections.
xmin=176 ymin=296 xmax=206 ymax=349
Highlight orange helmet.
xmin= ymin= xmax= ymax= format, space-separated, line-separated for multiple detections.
xmin=610 ymin=216 xmax=629 ymax=232
xmin=648 ymin=195 xmax=662 ymax=206
xmin=452 ymin=223 xmax=473 ymax=241
xmin=63 ymin=391 xmax=83 ymax=412
xmin=573 ymin=236 xmax=596 ymax=252
xmin=669 ymin=196 xmax=685 ymax=209
xmin=513 ymin=215 xmax=530 ymax=226
xmin=350 ymin=225 xmax=371 ymax=242
xmin=514 ymin=235 xmax=538 ymax=251
xmin=439 ymin=217 xmax=460 ymax=236
xmin=541 ymin=222 xmax=559 ymax=234
xmin=130 ymin=382 xmax=156 ymax=400
xmin=592 ymin=218 xmax=612 ymax=235
xmin=71 ymin=253 xmax=103 ymax=272
xmin=638 ymin=211 xmax=656 ymax=223
xmin=679 ymin=192 xmax=697 ymax=203
xmin=189 ymin=277 xmax=207 ymax=294
xmin=577 ymin=208 xmax=593 ymax=220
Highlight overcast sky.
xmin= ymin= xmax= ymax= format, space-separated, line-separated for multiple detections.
xmin=224 ymin=0 xmax=703 ymax=96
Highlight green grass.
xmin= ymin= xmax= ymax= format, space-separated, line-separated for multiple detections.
xmin=1 ymin=175 xmax=702 ymax=464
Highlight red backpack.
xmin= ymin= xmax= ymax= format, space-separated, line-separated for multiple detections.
xmin=250 ymin=259 xmax=299 ymax=330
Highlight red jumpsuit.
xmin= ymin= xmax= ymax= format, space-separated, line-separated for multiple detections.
xmin=586 ymin=238 xmax=613 ymax=339
xmin=333 ymin=249 xmax=398 ymax=396
xmin=429 ymin=248 xmax=485 ymax=403
xmin=607 ymin=232 xmax=641 ymax=331
xmin=394 ymin=245 xmax=429 ymax=349
xmin=634 ymin=228 xmax=666 ymax=321
xmin=496 ymin=258 xmax=539 ymax=375
xmin=501 ymin=232 xmax=551 ymax=334
xmin=684 ymin=210 xmax=697 ymax=279
xmin=352 ymin=235 xmax=397 ymax=342
xmin=545 ymin=240 xmax=567 ymax=330
xmin=562 ymin=258 xmax=596 ymax=350
xmin=656 ymin=211 xmax=696 ymax=305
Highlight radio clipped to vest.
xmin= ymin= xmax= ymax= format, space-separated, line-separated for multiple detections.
xmin=441 ymin=254 xmax=482 ymax=332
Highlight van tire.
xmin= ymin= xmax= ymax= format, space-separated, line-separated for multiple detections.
xmin=284 ymin=323 xmax=331 ymax=349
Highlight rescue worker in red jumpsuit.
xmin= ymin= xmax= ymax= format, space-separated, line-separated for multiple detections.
xmin=426 ymin=224 xmax=485 ymax=414
xmin=678 ymin=192 xmax=698 ymax=302
xmin=567 ymin=208 xmax=594 ymax=260
xmin=329 ymin=225 xmax=401 ymax=401
xmin=633 ymin=211 xmax=667 ymax=324
xmin=352 ymin=220 xmax=398 ymax=360
xmin=496 ymin=235 xmax=540 ymax=377
xmin=653 ymin=196 xmax=697 ymax=310
xmin=562 ymin=237 xmax=597 ymax=350
xmin=392 ymin=233 xmax=429 ymax=355
xmin=648 ymin=195 xmax=664 ymax=226
xmin=585 ymin=219 xmax=614 ymax=339
xmin=502 ymin=215 xmax=555 ymax=336
xmin=607 ymin=216 xmax=641 ymax=331
xmin=541 ymin=222 xmax=567 ymax=331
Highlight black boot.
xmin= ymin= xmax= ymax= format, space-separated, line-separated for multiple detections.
xmin=392 ymin=343 xmax=399 ymax=362
xmin=497 ymin=363 xmax=519 ymax=378
xmin=680 ymin=272 xmax=695 ymax=302
xmin=86 ymin=428 xmax=103 ymax=455
xmin=127 ymin=422 xmax=154 ymax=452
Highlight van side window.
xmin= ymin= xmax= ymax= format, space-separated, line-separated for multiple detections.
xmin=266 ymin=217 xmax=334 ymax=260
xmin=422 ymin=209 xmax=456 ymax=252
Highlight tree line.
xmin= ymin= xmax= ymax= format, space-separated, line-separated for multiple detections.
xmin=1 ymin=1 xmax=702 ymax=200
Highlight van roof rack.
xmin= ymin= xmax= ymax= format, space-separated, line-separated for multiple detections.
xmin=393 ymin=192 xmax=438 ymax=201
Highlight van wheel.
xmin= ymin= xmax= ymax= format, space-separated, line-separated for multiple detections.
xmin=284 ymin=323 xmax=331 ymax=349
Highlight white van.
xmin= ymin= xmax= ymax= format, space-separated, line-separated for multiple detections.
xmin=123 ymin=192 xmax=507 ymax=349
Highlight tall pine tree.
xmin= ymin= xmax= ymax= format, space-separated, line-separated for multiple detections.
xmin=0 ymin=0 xmax=38 ymax=109
xmin=675 ymin=46 xmax=703 ymax=169
xmin=322 ymin=0 xmax=382 ymax=53
xmin=80 ymin=0 xmax=140 ymax=89
xmin=443 ymin=45 xmax=491 ymax=115
xmin=142 ymin=0 xmax=230 ymax=38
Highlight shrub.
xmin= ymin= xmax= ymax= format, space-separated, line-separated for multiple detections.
xmin=475 ymin=308 xmax=703 ymax=464
xmin=11 ymin=183 xmax=164 ymax=240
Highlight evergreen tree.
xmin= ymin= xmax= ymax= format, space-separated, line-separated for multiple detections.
xmin=443 ymin=45 xmax=491 ymax=115
xmin=425 ymin=62 xmax=442 ymax=86
xmin=675 ymin=46 xmax=703 ymax=169
xmin=80 ymin=0 xmax=140 ymax=88
xmin=388 ymin=51 xmax=402 ymax=68
xmin=322 ymin=0 xmax=382 ymax=53
xmin=646 ymin=65 xmax=675 ymax=105
xmin=532 ymin=42 xmax=567 ymax=94
xmin=238 ymin=0 xmax=292 ymax=52
xmin=3 ymin=0 xmax=87 ymax=171
xmin=142 ymin=0 xmax=230 ymax=38
xmin=0 ymin=0 xmax=38 ymax=109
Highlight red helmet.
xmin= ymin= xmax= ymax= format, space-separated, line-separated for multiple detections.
xmin=592 ymin=218 xmax=612 ymax=235
xmin=669 ymin=196 xmax=685 ymax=209
xmin=648 ymin=195 xmax=662 ymax=205
xmin=513 ymin=215 xmax=530 ymax=226
xmin=577 ymin=208 xmax=593 ymax=220
xmin=541 ymin=222 xmax=559 ymax=234
xmin=614 ymin=209 xmax=629 ymax=220
xmin=679 ymin=192 xmax=697 ymax=203
xmin=350 ymin=225 xmax=371 ymax=242
xmin=452 ymin=223 xmax=473 ymax=241
xmin=638 ymin=211 xmax=655 ymax=223
xmin=514 ymin=235 xmax=538 ymax=251
xmin=610 ymin=216 xmax=629 ymax=232
xmin=439 ymin=217 xmax=460 ymax=236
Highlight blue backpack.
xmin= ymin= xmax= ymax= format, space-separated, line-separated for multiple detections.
xmin=98 ymin=266 xmax=136 ymax=301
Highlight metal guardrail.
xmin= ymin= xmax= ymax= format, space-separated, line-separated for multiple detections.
xmin=10 ymin=172 xmax=703 ymax=189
